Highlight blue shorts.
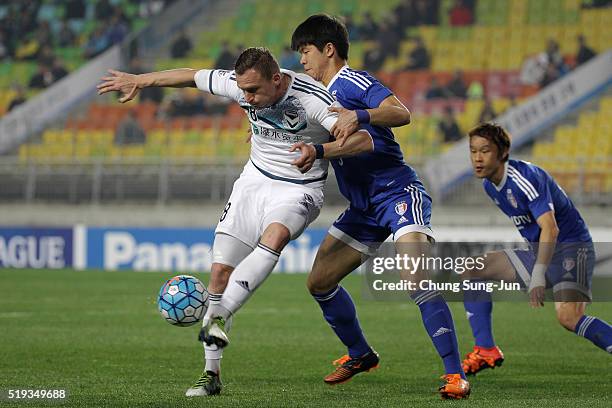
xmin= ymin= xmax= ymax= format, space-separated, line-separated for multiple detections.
xmin=329 ymin=181 xmax=434 ymax=255
xmin=504 ymin=242 xmax=595 ymax=300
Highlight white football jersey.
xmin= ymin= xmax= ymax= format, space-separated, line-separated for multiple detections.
xmin=194 ymin=69 xmax=337 ymax=187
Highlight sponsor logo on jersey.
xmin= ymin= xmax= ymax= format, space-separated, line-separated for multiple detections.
xmin=510 ymin=214 xmax=531 ymax=226
xmin=217 ymin=70 xmax=231 ymax=77
xmin=395 ymin=201 xmax=408 ymax=216
xmin=563 ymin=257 xmax=575 ymax=272
xmin=506 ymin=188 xmax=518 ymax=208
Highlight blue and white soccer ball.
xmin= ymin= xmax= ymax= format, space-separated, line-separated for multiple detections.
xmin=158 ymin=275 xmax=209 ymax=327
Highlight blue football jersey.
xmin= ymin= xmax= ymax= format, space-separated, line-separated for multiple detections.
xmin=483 ymin=159 xmax=591 ymax=243
xmin=327 ymin=66 xmax=418 ymax=210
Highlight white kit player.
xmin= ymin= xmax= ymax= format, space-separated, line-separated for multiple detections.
xmin=97 ymin=47 xmax=375 ymax=396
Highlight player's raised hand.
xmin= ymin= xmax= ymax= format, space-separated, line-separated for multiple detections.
xmin=290 ymin=141 xmax=316 ymax=173
xmin=97 ymin=69 xmax=141 ymax=103
xmin=328 ymin=106 xmax=359 ymax=147
xmin=528 ymin=286 xmax=545 ymax=308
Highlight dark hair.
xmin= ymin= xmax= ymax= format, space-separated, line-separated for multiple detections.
xmin=234 ymin=47 xmax=280 ymax=80
xmin=291 ymin=14 xmax=349 ymax=60
xmin=468 ymin=123 xmax=511 ymax=162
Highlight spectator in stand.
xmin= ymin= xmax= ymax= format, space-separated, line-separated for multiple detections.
xmin=438 ymin=106 xmax=463 ymax=143
xmin=115 ymin=109 xmax=146 ymax=145
xmin=359 ymin=12 xmax=379 ymax=41
xmin=446 ymin=69 xmax=468 ymax=98
xmin=139 ymin=0 xmax=166 ymax=19
xmin=37 ymin=45 xmax=55 ymax=67
xmin=478 ymin=98 xmax=497 ymax=123
xmin=57 ymin=20 xmax=76 ymax=47
xmin=95 ymin=0 xmax=114 ymax=21
xmin=161 ymin=88 xmax=206 ymax=118
xmin=279 ymin=46 xmax=301 ymax=70
xmin=35 ymin=21 xmax=53 ymax=49
xmin=377 ymin=15 xmax=401 ymax=57
xmin=363 ymin=47 xmax=385 ymax=72
xmin=28 ymin=63 xmax=56 ymax=89
xmin=83 ymin=25 xmax=111 ymax=59
xmin=106 ymin=14 xmax=129 ymax=45
xmin=425 ymin=77 xmax=446 ymax=99
xmin=342 ymin=14 xmax=359 ymax=41
xmin=539 ymin=63 xmax=561 ymax=88
xmin=0 ymin=32 xmax=8 ymax=60
xmin=65 ymin=0 xmax=86 ymax=19
xmin=545 ymin=38 xmax=567 ymax=74
xmin=51 ymin=57 xmax=69 ymax=81
xmin=449 ymin=0 xmax=474 ymax=26
xmin=170 ymin=30 xmax=193 ymax=59
xmin=405 ymin=36 xmax=431 ymax=70
xmin=575 ymin=34 xmax=596 ymax=66
xmin=7 ymin=85 xmax=27 ymax=112
xmin=414 ymin=0 xmax=439 ymax=25
xmin=129 ymin=58 xmax=165 ymax=103
xmin=395 ymin=0 xmax=417 ymax=28
xmin=215 ymin=41 xmax=236 ymax=69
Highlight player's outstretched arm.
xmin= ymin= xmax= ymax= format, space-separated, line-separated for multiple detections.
xmin=290 ymin=130 xmax=373 ymax=173
xmin=97 ymin=68 xmax=198 ymax=103
xmin=529 ymin=211 xmax=559 ymax=307
xmin=329 ymin=95 xmax=411 ymax=140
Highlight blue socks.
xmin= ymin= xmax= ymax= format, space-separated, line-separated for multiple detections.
xmin=411 ymin=290 xmax=466 ymax=379
xmin=312 ymin=286 xmax=372 ymax=358
xmin=574 ymin=315 xmax=612 ymax=353
xmin=463 ymin=285 xmax=496 ymax=348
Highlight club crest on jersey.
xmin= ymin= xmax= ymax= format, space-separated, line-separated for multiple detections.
xmin=395 ymin=201 xmax=408 ymax=216
xmin=506 ymin=189 xmax=518 ymax=208
xmin=283 ymin=109 xmax=301 ymax=129
xmin=563 ymin=257 xmax=575 ymax=272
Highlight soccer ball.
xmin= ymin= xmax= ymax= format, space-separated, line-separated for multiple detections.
xmin=157 ymin=275 xmax=209 ymax=327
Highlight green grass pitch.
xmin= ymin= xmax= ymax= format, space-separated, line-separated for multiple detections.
xmin=0 ymin=270 xmax=610 ymax=407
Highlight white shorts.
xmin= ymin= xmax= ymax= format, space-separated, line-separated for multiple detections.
xmin=215 ymin=161 xmax=324 ymax=249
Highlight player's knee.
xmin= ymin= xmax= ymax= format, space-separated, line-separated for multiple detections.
xmin=209 ymin=263 xmax=233 ymax=292
xmin=306 ymin=269 xmax=337 ymax=295
xmin=260 ymin=223 xmax=291 ymax=252
xmin=556 ymin=308 xmax=581 ymax=331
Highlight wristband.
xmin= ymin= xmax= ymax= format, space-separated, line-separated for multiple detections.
xmin=314 ymin=144 xmax=324 ymax=159
xmin=356 ymin=109 xmax=370 ymax=124
xmin=529 ymin=264 xmax=547 ymax=291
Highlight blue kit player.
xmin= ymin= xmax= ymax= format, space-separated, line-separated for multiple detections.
xmin=462 ymin=123 xmax=612 ymax=375
xmin=291 ymin=14 xmax=470 ymax=399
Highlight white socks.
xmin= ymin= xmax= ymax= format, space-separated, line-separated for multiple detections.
xmin=218 ymin=244 xmax=280 ymax=317
xmin=202 ymin=243 xmax=280 ymax=374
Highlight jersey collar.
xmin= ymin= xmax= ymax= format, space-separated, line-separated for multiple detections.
xmin=326 ymin=65 xmax=349 ymax=90
xmin=493 ymin=162 xmax=509 ymax=191
xmin=275 ymin=69 xmax=295 ymax=105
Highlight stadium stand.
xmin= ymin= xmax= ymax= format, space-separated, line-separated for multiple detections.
xmin=11 ymin=0 xmax=612 ymax=198
xmin=0 ymin=0 xmax=170 ymax=116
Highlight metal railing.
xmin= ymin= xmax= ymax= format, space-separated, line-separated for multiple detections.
xmin=0 ymin=156 xmax=608 ymax=207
